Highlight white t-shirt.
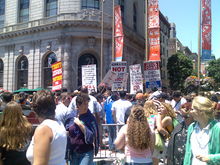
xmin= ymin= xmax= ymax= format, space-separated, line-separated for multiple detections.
xmin=111 ymin=99 xmax=132 ymax=124
xmin=55 ymin=102 xmax=68 ymax=124
xmin=26 ymin=119 xmax=67 ymax=165
xmin=171 ymin=97 xmax=187 ymax=111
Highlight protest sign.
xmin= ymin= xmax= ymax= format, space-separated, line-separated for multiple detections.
xmin=144 ymin=61 xmax=161 ymax=90
xmin=81 ymin=64 xmax=97 ymax=93
xmin=129 ymin=64 xmax=143 ymax=94
xmin=111 ymin=61 xmax=127 ymax=91
xmin=52 ymin=61 xmax=62 ymax=91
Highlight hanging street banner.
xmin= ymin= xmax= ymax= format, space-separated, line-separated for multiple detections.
xmin=114 ymin=5 xmax=124 ymax=62
xmin=81 ymin=64 xmax=97 ymax=93
xmin=201 ymin=0 xmax=212 ymax=61
xmin=129 ymin=64 xmax=143 ymax=94
xmin=98 ymin=70 xmax=117 ymax=88
xmin=111 ymin=61 xmax=127 ymax=91
xmin=51 ymin=61 xmax=62 ymax=91
xmin=148 ymin=0 xmax=160 ymax=61
xmin=144 ymin=61 xmax=161 ymax=90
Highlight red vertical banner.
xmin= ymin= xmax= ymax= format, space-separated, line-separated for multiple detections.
xmin=114 ymin=5 xmax=124 ymax=62
xmin=51 ymin=61 xmax=62 ymax=92
xmin=201 ymin=0 xmax=211 ymax=60
xmin=148 ymin=0 xmax=160 ymax=61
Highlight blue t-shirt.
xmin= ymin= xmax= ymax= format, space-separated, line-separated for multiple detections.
xmin=104 ymin=97 xmax=115 ymax=124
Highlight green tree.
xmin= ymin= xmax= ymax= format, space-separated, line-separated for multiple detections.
xmin=207 ymin=58 xmax=220 ymax=84
xmin=167 ymin=52 xmax=193 ymax=90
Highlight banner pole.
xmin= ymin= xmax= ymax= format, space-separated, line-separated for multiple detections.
xmin=101 ymin=0 xmax=104 ymax=80
xmin=198 ymin=0 xmax=201 ymax=91
xmin=112 ymin=0 xmax=115 ymax=61
xmin=145 ymin=0 xmax=148 ymax=61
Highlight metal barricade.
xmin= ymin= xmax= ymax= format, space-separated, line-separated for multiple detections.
xmin=94 ymin=123 xmax=125 ymax=163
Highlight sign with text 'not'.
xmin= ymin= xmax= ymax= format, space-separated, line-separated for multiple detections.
xmin=111 ymin=61 xmax=127 ymax=91
xmin=52 ymin=61 xmax=62 ymax=91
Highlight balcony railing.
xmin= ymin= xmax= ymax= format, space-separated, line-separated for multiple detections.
xmin=0 ymin=9 xmax=112 ymax=34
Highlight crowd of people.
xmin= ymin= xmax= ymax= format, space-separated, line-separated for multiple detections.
xmin=0 ymin=86 xmax=220 ymax=165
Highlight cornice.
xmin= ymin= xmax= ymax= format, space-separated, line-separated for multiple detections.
xmin=0 ymin=20 xmax=112 ymax=39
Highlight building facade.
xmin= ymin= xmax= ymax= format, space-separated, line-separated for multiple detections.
xmin=0 ymin=0 xmax=145 ymax=92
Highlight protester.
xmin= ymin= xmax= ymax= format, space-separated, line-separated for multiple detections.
xmin=104 ymin=93 xmax=118 ymax=151
xmin=112 ymin=91 xmax=132 ymax=124
xmin=26 ymin=90 xmax=67 ymax=165
xmin=67 ymin=93 xmax=99 ymax=165
xmin=156 ymin=102 xmax=177 ymax=139
xmin=0 ymin=101 xmax=32 ymax=165
xmin=184 ymin=96 xmax=220 ymax=165
xmin=0 ymin=92 xmax=13 ymax=112
xmin=114 ymin=105 xmax=154 ymax=165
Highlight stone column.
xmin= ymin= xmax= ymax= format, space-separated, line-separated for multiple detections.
xmin=62 ymin=36 xmax=72 ymax=92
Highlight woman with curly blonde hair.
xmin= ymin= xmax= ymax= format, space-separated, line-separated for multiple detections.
xmin=156 ymin=102 xmax=177 ymax=138
xmin=114 ymin=105 xmax=155 ymax=165
xmin=0 ymin=101 xmax=32 ymax=165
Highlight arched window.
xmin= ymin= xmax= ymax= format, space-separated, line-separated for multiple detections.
xmin=46 ymin=0 xmax=57 ymax=17
xmin=82 ymin=0 xmax=100 ymax=9
xmin=43 ymin=52 xmax=57 ymax=88
xmin=17 ymin=56 xmax=28 ymax=89
xmin=0 ymin=59 xmax=3 ymax=87
xmin=133 ymin=3 xmax=137 ymax=31
xmin=78 ymin=54 xmax=97 ymax=87
xmin=19 ymin=0 xmax=29 ymax=23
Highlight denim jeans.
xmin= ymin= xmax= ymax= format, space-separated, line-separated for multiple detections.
xmin=70 ymin=150 xmax=94 ymax=165
xmin=108 ymin=125 xmax=116 ymax=150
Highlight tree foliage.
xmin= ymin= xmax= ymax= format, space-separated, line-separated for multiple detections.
xmin=167 ymin=52 xmax=193 ymax=90
xmin=207 ymin=58 xmax=220 ymax=84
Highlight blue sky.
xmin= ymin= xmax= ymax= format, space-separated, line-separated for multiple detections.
xmin=159 ymin=0 xmax=220 ymax=59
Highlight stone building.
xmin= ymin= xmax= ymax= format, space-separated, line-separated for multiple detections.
xmin=0 ymin=0 xmax=145 ymax=91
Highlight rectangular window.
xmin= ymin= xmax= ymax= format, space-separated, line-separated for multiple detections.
xmin=19 ymin=0 xmax=29 ymax=23
xmin=46 ymin=0 xmax=57 ymax=17
xmin=0 ymin=0 xmax=5 ymax=27
xmin=82 ymin=0 xmax=100 ymax=9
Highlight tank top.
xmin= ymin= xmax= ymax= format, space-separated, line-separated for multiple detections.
xmin=26 ymin=119 xmax=67 ymax=165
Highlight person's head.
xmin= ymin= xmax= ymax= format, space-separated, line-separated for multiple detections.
xmin=172 ymin=91 xmax=182 ymax=102
xmin=119 ymin=91 xmax=126 ymax=99
xmin=190 ymin=96 xmax=214 ymax=122
xmin=76 ymin=93 xmax=90 ymax=112
xmin=160 ymin=102 xmax=176 ymax=118
xmin=156 ymin=92 xmax=168 ymax=102
xmin=127 ymin=105 xmax=151 ymax=150
xmin=80 ymin=86 xmax=89 ymax=94
xmin=0 ymin=101 xmax=32 ymax=150
xmin=143 ymin=100 xmax=157 ymax=117
xmin=1 ymin=92 xmax=13 ymax=103
xmin=32 ymin=90 xmax=56 ymax=119
xmin=60 ymin=92 xmax=72 ymax=107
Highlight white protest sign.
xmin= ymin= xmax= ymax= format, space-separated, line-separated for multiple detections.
xmin=129 ymin=64 xmax=143 ymax=94
xmin=99 ymin=70 xmax=117 ymax=88
xmin=111 ymin=61 xmax=127 ymax=91
xmin=144 ymin=61 xmax=161 ymax=90
xmin=81 ymin=64 xmax=97 ymax=93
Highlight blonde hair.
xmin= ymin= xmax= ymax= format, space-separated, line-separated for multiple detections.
xmin=161 ymin=102 xmax=176 ymax=118
xmin=143 ymin=100 xmax=157 ymax=117
xmin=192 ymin=96 xmax=214 ymax=120
xmin=0 ymin=101 xmax=32 ymax=150
xmin=127 ymin=105 xmax=152 ymax=150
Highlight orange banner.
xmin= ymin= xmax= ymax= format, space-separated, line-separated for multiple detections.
xmin=147 ymin=0 xmax=160 ymax=61
xmin=114 ymin=5 xmax=124 ymax=61
xmin=51 ymin=61 xmax=62 ymax=91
